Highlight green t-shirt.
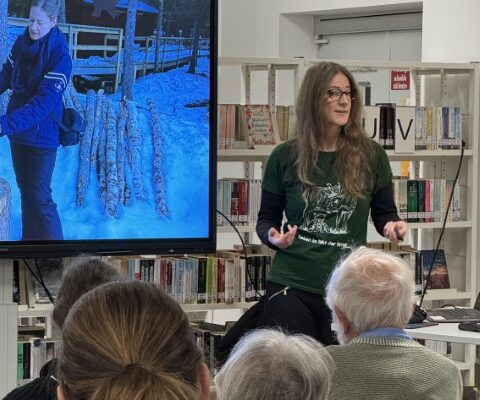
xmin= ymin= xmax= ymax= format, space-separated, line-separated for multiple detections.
xmin=262 ymin=140 xmax=392 ymax=294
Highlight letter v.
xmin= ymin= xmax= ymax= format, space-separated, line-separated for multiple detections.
xmin=397 ymin=119 xmax=413 ymax=140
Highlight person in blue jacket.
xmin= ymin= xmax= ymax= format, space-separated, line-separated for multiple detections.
xmin=0 ymin=0 xmax=72 ymax=240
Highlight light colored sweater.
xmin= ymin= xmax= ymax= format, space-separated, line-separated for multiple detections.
xmin=326 ymin=336 xmax=463 ymax=400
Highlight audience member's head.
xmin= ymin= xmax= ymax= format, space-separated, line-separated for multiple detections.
xmin=52 ymin=255 xmax=123 ymax=329
xmin=325 ymin=246 xmax=415 ymax=344
xmin=214 ymin=328 xmax=333 ymax=400
xmin=56 ymin=280 xmax=210 ymax=400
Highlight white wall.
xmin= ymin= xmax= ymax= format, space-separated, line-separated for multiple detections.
xmin=278 ymin=0 xmax=421 ymax=15
xmin=219 ymin=0 xmax=423 ymax=58
xmin=218 ymin=0 xmax=257 ymax=57
xmin=422 ymin=0 xmax=480 ymax=63
xmin=278 ymin=14 xmax=316 ymax=58
xmin=219 ymin=0 xmax=280 ymax=57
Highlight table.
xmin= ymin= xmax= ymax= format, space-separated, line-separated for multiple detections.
xmin=406 ymin=322 xmax=480 ymax=385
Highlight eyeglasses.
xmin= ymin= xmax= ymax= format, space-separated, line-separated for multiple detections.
xmin=327 ymin=88 xmax=354 ymax=102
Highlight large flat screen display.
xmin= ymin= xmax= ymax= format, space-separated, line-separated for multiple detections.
xmin=0 ymin=0 xmax=216 ymax=257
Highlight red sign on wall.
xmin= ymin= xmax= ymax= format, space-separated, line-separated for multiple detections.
xmin=391 ymin=70 xmax=410 ymax=90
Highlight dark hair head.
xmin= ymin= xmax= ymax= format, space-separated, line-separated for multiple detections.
xmin=29 ymin=0 xmax=61 ymax=19
xmin=52 ymin=256 xmax=123 ymax=328
xmin=57 ymin=280 xmax=204 ymax=400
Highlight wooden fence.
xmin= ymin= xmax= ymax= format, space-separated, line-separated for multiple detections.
xmin=7 ymin=18 xmax=209 ymax=93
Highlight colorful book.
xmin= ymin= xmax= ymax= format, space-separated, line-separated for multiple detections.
xmin=420 ymin=249 xmax=450 ymax=290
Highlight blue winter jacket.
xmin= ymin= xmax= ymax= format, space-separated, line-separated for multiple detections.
xmin=0 ymin=26 xmax=72 ymax=148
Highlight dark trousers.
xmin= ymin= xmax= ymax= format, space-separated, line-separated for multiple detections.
xmin=10 ymin=142 xmax=63 ymax=240
xmin=263 ymin=280 xmax=337 ymax=345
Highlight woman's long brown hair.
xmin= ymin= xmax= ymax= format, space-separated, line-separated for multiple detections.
xmin=294 ymin=61 xmax=373 ymax=199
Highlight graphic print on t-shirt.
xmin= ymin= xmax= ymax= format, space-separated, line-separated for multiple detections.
xmin=300 ymin=183 xmax=357 ymax=235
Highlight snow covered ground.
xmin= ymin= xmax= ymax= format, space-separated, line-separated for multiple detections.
xmin=1 ymin=27 xmax=212 ymax=243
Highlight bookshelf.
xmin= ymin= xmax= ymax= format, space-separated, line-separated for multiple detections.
xmin=0 ymin=259 xmax=18 ymax=397
xmin=0 ymin=58 xmax=478 ymax=395
xmin=218 ymin=56 xmax=480 ymax=385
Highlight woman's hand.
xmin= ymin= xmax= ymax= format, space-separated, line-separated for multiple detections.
xmin=268 ymin=224 xmax=297 ymax=249
xmin=383 ymin=220 xmax=408 ymax=243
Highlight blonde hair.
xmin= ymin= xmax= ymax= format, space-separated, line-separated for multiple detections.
xmin=294 ymin=61 xmax=373 ymax=199
xmin=57 ymin=281 xmax=204 ymax=400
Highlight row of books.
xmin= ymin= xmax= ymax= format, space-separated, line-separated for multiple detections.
xmin=363 ymin=105 xmax=462 ymax=151
xmin=218 ymin=104 xmax=279 ymax=149
xmin=368 ymin=242 xmax=451 ymax=294
xmin=217 ymin=178 xmax=262 ymax=226
xmin=274 ymin=105 xmax=296 ymax=142
xmin=218 ymin=103 xmax=463 ymax=152
xmin=392 ymin=178 xmax=461 ymax=223
xmin=218 ymin=104 xmax=297 ymax=149
xmin=109 ymin=252 xmax=272 ymax=305
xmin=191 ymin=321 xmax=227 ymax=373
xmin=16 ymin=323 xmax=226 ymax=382
xmin=17 ymin=337 xmax=59 ymax=385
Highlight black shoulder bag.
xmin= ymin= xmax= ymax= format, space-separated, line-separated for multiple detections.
xmin=51 ymin=107 xmax=85 ymax=146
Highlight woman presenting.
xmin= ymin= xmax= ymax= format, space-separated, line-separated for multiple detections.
xmin=256 ymin=61 xmax=407 ymax=344
xmin=0 ymin=0 xmax=71 ymax=240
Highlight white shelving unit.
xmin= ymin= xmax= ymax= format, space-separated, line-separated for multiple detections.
xmin=218 ymin=56 xmax=480 ymax=385
xmin=0 ymin=259 xmax=17 ymax=397
xmin=0 ymin=58 xmax=478 ymax=395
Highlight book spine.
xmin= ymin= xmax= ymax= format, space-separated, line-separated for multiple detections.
xmin=417 ymin=179 xmax=425 ymax=222
xmin=429 ymin=179 xmax=435 ymax=222
xmin=454 ymin=106 xmax=462 ymax=149
xmin=217 ymin=258 xmax=225 ymax=303
xmin=424 ymin=179 xmax=431 ymax=223
xmin=211 ymin=258 xmax=218 ymax=303
xmin=379 ymin=105 xmax=387 ymax=147
xmin=453 ymin=181 xmax=461 ymax=221
xmin=415 ymin=106 xmax=423 ymax=150
xmin=17 ymin=342 xmax=24 ymax=384
xmin=206 ymin=257 xmax=212 ymax=303
xmin=197 ymin=257 xmax=207 ymax=304
xmin=440 ymin=179 xmax=447 ymax=222
xmin=407 ymin=180 xmax=419 ymax=222
xmin=442 ymin=107 xmax=449 ymax=149
xmin=217 ymin=181 xmax=224 ymax=226
xmin=218 ymin=104 xmax=226 ymax=150
xmin=426 ymin=106 xmax=434 ymax=150
xmin=230 ymin=180 xmax=239 ymax=224
xmin=224 ymin=259 xmax=234 ymax=304
xmin=159 ymin=258 xmax=167 ymax=291
xmin=399 ymin=178 xmax=408 ymax=220
xmin=448 ymin=107 xmax=456 ymax=149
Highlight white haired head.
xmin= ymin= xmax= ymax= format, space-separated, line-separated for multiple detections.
xmin=214 ymin=328 xmax=333 ymax=400
xmin=325 ymin=246 xmax=415 ymax=341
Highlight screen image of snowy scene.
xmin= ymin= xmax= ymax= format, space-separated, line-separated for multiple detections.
xmin=0 ymin=14 xmax=211 ymax=241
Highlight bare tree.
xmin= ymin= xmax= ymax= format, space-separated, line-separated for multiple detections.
xmin=0 ymin=0 xmax=8 ymax=67
xmin=0 ymin=0 xmax=10 ymax=239
xmin=121 ymin=0 xmax=138 ymax=101
xmin=58 ymin=0 xmax=66 ymax=23
xmin=187 ymin=0 xmax=206 ymax=74
xmin=154 ymin=0 xmax=164 ymax=72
